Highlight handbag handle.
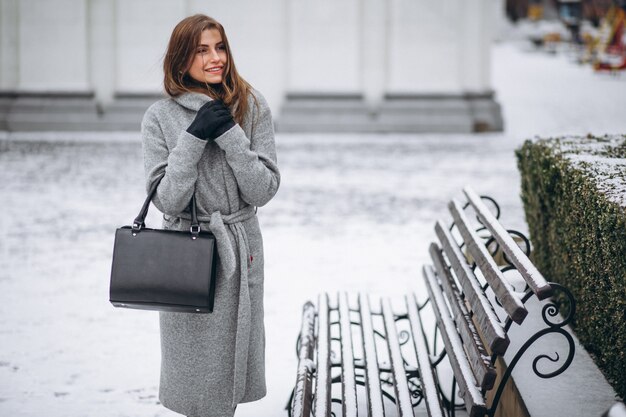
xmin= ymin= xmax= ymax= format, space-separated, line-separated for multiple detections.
xmin=132 ymin=174 xmax=201 ymax=239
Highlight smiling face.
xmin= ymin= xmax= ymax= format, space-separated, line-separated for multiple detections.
xmin=187 ymin=29 xmax=227 ymax=85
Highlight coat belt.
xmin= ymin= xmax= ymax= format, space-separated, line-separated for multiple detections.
xmin=164 ymin=204 xmax=256 ymax=406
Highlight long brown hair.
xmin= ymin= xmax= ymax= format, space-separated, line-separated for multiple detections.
xmin=163 ymin=14 xmax=256 ymax=125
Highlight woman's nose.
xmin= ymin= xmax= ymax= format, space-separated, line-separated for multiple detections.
xmin=209 ymin=48 xmax=220 ymax=62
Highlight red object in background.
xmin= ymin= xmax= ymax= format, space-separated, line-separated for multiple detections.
xmin=594 ymin=56 xmax=626 ymax=70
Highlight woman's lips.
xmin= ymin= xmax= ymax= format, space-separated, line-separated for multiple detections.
xmin=206 ymin=67 xmax=223 ymax=74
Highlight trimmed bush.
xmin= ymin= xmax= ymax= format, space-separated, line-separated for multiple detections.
xmin=516 ymin=134 xmax=626 ymax=400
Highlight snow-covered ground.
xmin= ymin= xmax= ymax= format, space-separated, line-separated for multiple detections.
xmin=1 ymin=38 xmax=625 ymax=417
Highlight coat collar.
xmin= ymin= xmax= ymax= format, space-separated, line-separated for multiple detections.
xmin=172 ymin=92 xmax=213 ymax=111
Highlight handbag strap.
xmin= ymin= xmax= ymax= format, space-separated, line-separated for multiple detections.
xmin=132 ymin=174 xmax=200 ymax=238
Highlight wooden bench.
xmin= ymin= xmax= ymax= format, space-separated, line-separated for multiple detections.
xmin=287 ymin=187 xmax=578 ymax=417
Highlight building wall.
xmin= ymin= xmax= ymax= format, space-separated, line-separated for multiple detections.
xmin=0 ymin=0 xmax=502 ymax=131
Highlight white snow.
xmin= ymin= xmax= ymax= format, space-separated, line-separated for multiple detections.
xmin=1 ymin=36 xmax=626 ymax=417
xmin=563 ymin=149 xmax=626 ymax=208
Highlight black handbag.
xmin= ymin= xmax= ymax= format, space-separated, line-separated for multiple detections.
xmin=109 ymin=177 xmax=218 ymax=313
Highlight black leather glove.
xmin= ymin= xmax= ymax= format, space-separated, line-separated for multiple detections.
xmin=186 ymin=100 xmax=236 ymax=141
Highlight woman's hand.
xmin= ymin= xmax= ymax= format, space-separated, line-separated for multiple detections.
xmin=186 ymin=100 xmax=236 ymax=141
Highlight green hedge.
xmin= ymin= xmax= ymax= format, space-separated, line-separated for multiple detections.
xmin=516 ymin=134 xmax=626 ymax=400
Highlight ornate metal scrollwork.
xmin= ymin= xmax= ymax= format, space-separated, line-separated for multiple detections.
xmin=530 ymin=327 xmax=575 ymax=379
xmin=431 ymin=348 xmax=448 ymax=367
xmin=461 ymin=194 xmax=502 ymax=226
xmin=487 ymin=282 xmax=577 ymax=416
xmin=405 ymin=369 xmax=425 ymax=407
xmin=418 ymin=298 xmax=430 ymax=311
xmin=538 ymin=282 xmax=576 ymax=328
xmin=398 ymin=330 xmax=411 ymax=346
xmin=371 ymin=321 xmax=412 ymax=348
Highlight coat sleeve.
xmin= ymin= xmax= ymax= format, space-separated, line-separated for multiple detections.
xmin=213 ymin=91 xmax=280 ymax=207
xmin=141 ymin=104 xmax=208 ymax=215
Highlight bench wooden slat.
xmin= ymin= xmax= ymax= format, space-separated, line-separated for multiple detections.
xmin=338 ymin=292 xmax=359 ymax=417
xmin=435 ymin=221 xmax=510 ymax=355
xmin=358 ymin=294 xmax=386 ymax=417
xmin=429 ymin=243 xmax=497 ymax=390
xmin=315 ymin=293 xmax=332 ymax=417
xmin=381 ymin=298 xmax=415 ymax=417
xmin=406 ymin=293 xmax=446 ymax=417
xmin=423 ymin=265 xmax=487 ymax=417
xmin=463 ymin=186 xmax=553 ymax=300
xmin=448 ymin=198 xmax=528 ymax=324
xmin=292 ymin=301 xmax=317 ymax=417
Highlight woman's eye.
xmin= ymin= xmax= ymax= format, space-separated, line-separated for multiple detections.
xmin=197 ymin=48 xmax=208 ymax=54
xmin=217 ymin=45 xmax=226 ymax=51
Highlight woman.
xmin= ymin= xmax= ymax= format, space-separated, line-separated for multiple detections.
xmin=140 ymin=14 xmax=280 ymax=417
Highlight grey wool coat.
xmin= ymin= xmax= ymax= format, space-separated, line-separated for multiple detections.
xmin=140 ymin=89 xmax=280 ymax=417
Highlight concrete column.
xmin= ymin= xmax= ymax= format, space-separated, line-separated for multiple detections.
xmin=387 ymin=0 xmax=460 ymax=93
xmin=18 ymin=0 xmax=90 ymax=91
xmin=361 ymin=0 xmax=387 ymax=108
xmin=286 ymin=0 xmax=361 ymax=93
xmin=115 ymin=0 xmax=186 ymax=93
xmin=0 ymin=0 xmax=19 ymax=90
xmin=88 ymin=0 xmax=116 ymax=105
